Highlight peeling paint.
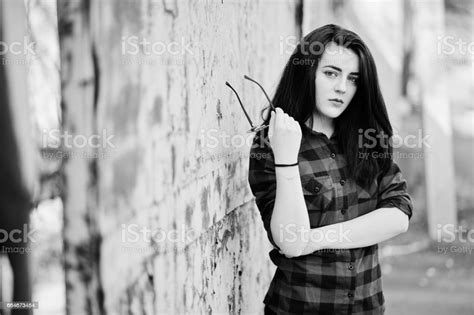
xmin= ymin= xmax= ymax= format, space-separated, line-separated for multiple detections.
xmin=112 ymin=149 xmax=139 ymax=199
xmin=185 ymin=204 xmax=193 ymax=227
xmin=152 ymin=95 xmax=163 ymax=123
xmin=201 ymin=186 xmax=210 ymax=229
xmin=110 ymin=83 xmax=140 ymax=138
xmin=171 ymin=145 xmax=176 ymax=183
xmin=113 ymin=0 xmax=144 ymax=33
xmin=216 ymin=99 xmax=223 ymax=125
xmin=215 ymin=175 xmax=221 ymax=195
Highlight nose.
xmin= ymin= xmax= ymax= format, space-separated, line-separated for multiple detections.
xmin=334 ymin=78 xmax=346 ymax=94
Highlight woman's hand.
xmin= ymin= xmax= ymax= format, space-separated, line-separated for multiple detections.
xmin=268 ymin=108 xmax=302 ymax=164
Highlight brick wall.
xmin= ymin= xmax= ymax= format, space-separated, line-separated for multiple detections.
xmin=58 ymin=0 xmax=300 ymax=314
xmin=58 ymin=0 xmax=441 ymax=313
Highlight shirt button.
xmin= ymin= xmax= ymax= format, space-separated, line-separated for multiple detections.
xmin=348 ymin=264 xmax=354 ymax=270
xmin=314 ymin=186 xmax=320 ymax=193
xmin=340 ymin=179 xmax=345 ymax=186
xmin=348 ymin=292 xmax=354 ymax=298
xmin=330 ymin=153 xmax=336 ymax=159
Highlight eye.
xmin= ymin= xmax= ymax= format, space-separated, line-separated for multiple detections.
xmin=349 ymin=76 xmax=359 ymax=84
xmin=324 ymin=71 xmax=337 ymax=78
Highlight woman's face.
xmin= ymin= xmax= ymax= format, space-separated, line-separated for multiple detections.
xmin=314 ymin=42 xmax=359 ymax=119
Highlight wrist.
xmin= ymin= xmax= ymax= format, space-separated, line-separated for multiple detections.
xmin=275 ymin=164 xmax=299 ymax=179
xmin=274 ymin=156 xmax=298 ymax=165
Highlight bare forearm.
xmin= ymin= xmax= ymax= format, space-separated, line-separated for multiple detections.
xmin=298 ymin=207 xmax=409 ymax=255
xmin=270 ymin=165 xmax=310 ymax=256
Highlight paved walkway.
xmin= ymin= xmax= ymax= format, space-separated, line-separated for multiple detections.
xmin=380 ymin=232 xmax=474 ymax=315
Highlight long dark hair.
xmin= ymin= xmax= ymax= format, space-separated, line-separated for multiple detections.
xmin=260 ymin=24 xmax=393 ymax=188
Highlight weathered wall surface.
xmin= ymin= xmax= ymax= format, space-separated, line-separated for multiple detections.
xmin=59 ymin=0 xmax=299 ymax=314
xmin=58 ymin=0 xmax=447 ymax=313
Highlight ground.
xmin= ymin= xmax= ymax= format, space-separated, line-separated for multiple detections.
xmin=381 ymin=222 xmax=474 ymax=315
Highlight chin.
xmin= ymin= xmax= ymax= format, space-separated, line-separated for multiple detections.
xmin=319 ymin=106 xmax=346 ymax=119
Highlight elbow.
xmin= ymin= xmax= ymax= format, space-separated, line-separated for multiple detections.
xmin=270 ymin=224 xmax=309 ymax=258
xmin=393 ymin=210 xmax=409 ymax=234
xmin=399 ymin=214 xmax=409 ymax=233
xmin=269 ymin=213 xmax=311 ymax=258
xmin=277 ymin=240 xmax=308 ymax=258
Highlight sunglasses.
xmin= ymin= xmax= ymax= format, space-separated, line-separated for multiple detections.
xmin=225 ymin=75 xmax=275 ymax=133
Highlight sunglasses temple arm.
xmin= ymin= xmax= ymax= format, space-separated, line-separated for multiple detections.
xmin=243 ymin=75 xmax=275 ymax=111
xmin=225 ymin=82 xmax=255 ymax=128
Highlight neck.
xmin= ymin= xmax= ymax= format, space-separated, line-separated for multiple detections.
xmin=310 ymin=113 xmax=334 ymax=138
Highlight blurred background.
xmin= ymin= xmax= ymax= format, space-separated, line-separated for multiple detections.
xmin=0 ymin=0 xmax=472 ymax=314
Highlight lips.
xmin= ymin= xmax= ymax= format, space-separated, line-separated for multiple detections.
xmin=329 ymin=98 xmax=344 ymax=105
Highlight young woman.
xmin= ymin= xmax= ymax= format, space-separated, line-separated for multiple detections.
xmin=248 ymin=24 xmax=413 ymax=314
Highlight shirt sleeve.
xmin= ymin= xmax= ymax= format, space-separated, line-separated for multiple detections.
xmin=247 ymin=131 xmax=280 ymax=251
xmin=376 ymin=160 xmax=414 ymax=220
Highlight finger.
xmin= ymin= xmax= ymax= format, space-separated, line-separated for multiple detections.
xmin=287 ymin=114 xmax=296 ymax=124
xmin=268 ymin=110 xmax=275 ymax=139
xmin=275 ymin=108 xmax=284 ymax=129
xmin=295 ymin=122 xmax=301 ymax=130
xmin=291 ymin=119 xmax=299 ymax=128
xmin=282 ymin=113 xmax=291 ymax=129
xmin=291 ymin=121 xmax=301 ymax=134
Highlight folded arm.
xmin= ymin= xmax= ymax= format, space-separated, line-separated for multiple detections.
xmin=295 ymin=207 xmax=409 ymax=257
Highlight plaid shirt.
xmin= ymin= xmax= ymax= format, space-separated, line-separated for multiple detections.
xmin=248 ymin=123 xmax=413 ymax=315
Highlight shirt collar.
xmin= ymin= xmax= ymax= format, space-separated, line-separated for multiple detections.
xmin=302 ymin=121 xmax=337 ymax=141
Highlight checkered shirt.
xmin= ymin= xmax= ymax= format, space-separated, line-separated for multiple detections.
xmin=248 ymin=123 xmax=413 ymax=314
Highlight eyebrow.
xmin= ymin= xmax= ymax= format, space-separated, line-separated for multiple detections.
xmin=323 ymin=65 xmax=359 ymax=76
